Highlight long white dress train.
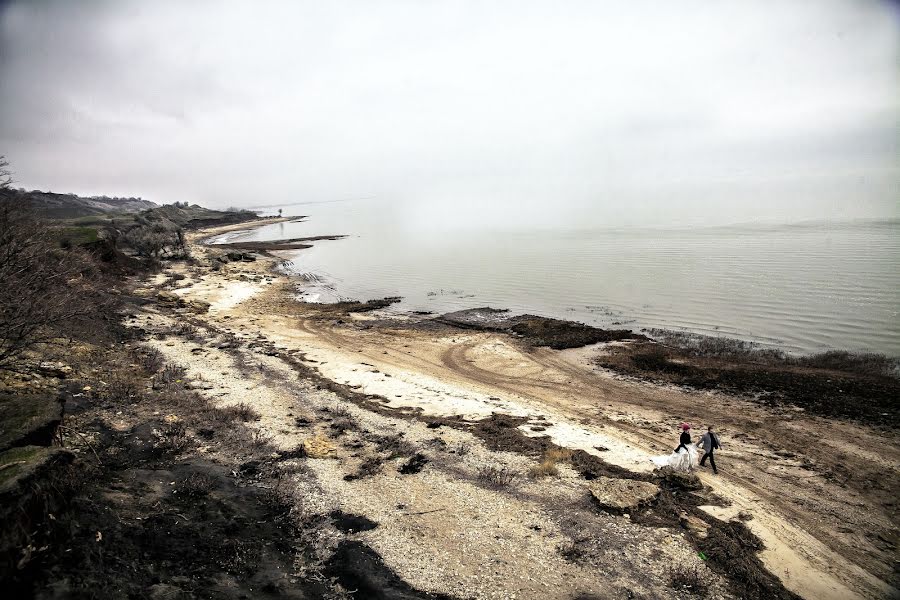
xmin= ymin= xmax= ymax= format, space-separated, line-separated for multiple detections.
xmin=651 ymin=445 xmax=698 ymax=472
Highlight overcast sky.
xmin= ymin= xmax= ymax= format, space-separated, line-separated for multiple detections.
xmin=0 ymin=0 xmax=897 ymax=227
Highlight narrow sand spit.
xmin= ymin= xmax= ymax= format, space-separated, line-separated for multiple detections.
xmin=135 ymin=222 xmax=899 ymax=600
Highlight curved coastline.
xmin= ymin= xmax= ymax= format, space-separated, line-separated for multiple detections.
xmin=158 ymin=217 xmax=899 ymax=599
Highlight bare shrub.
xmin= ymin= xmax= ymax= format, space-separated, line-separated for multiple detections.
xmin=130 ymin=346 xmax=164 ymax=374
xmin=0 ymin=196 xmax=111 ymax=370
xmin=476 ymin=465 xmax=521 ymax=488
xmin=451 ymin=442 xmax=470 ymax=456
xmin=105 ymin=369 xmax=144 ymax=402
xmin=371 ymin=433 xmax=415 ymax=459
xmin=153 ymin=422 xmax=192 ymax=454
xmin=250 ymin=429 xmax=273 ymax=449
xmin=123 ymin=221 xmax=187 ymax=260
xmin=329 ymin=416 xmax=358 ymax=437
xmin=172 ymin=322 xmax=200 ymax=340
xmin=159 ymin=389 xmax=207 ymax=413
xmin=668 ymin=563 xmax=710 ymax=597
xmin=175 ymin=472 xmax=216 ymax=499
xmin=219 ymin=402 xmax=261 ymax=422
xmin=153 ymin=363 xmax=187 ymax=388
xmin=327 ymin=404 xmax=353 ymax=419
xmin=346 ymin=456 xmax=382 ymax=481
xmin=0 ymin=155 xmax=11 ymax=189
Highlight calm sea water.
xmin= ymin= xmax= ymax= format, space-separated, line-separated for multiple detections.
xmin=221 ymin=200 xmax=900 ymax=356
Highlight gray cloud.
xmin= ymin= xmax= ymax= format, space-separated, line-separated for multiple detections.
xmin=1 ymin=0 xmax=897 ymax=227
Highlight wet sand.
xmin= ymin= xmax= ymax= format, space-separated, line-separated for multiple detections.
xmin=144 ymin=221 xmax=899 ymax=600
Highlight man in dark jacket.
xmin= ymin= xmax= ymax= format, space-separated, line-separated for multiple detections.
xmin=697 ymin=426 xmax=721 ymax=474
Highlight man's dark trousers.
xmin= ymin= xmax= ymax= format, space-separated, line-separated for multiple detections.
xmin=700 ymin=450 xmax=717 ymax=474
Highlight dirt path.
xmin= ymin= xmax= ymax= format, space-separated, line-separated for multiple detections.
xmin=160 ymin=224 xmax=899 ymax=600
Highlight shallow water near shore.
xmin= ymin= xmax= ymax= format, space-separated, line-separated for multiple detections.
xmin=223 ymin=200 xmax=900 ymax=356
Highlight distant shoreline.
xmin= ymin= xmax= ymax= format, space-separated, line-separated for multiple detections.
xmin=195 ymin=217 xmax=900 ymax=364
xmin=189 ymin=215 xmax=305 ymax=244
xmin=188 ymin=218 xmax=900 ymax=428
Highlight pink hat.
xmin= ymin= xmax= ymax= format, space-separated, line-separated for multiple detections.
xmin=680 ymin=422 xmax=692 ymax=430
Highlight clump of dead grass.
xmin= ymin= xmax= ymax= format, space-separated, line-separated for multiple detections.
xmin=528 ymin=447 xmax=573 ymax=479
xmin=130 ymin=345 xmax=164 ymax=374
xmin=797 ymin=350 xmax=899 ymax=378
xmin=219 ymin=402 xmax=261 ymax=422
xmin=175 ymin=472 xmax=216 ymax=499
xmin=343 ymin=454 xmax=385 ymax=481
xmin=172 ymin=322 xmax=200 ymax=340
xmin=104 ymin=368 xmax=145 ymax=402
xmin=153 ymin=363 xmax=188 ymax=388
xmin=249 ymin=429 xmax=273 ymax=449
xmin=558 ymin=538 xmax=594 ymax=564
xmin=371 ymin=433 xmax=415 ymax=459
xmin=153 ymin=421 xmax=193 ymax=454
xmin=668 ymin=563 xmax=711 ymax=597
xmin=450 ymin=442 xmax=470 ymax=456
xmin=476 ymin=465 xmax=521 ymax=488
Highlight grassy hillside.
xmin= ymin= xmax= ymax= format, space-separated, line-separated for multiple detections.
xmin=7 ymin=188 xmax=157 ymax=219
xmin=2 ymin=186 xmax=261 ymax=270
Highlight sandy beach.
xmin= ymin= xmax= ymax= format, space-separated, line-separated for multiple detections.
xmin=127 ymin=221 xmax=899 ymax=600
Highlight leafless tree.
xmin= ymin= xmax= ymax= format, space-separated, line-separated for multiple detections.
xmin=123 ymin=222 xmax=187 ymax=260
xmin=0 ymin=156 xmax=12 ymax=190
xmin=0 ymin=195 xmax=108 ymax=370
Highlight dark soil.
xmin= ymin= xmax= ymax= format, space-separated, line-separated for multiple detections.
xmin=6 ymin=420 xmax=324 ymax=599
xmin=398 ymin=453 xmax=429 ymax=475
xmin=324 ymin=541 xmax=454 ymax=600
xmin=697 ymin=517 xmax=801 ymax=600
xmin=329 ymin=510 xmax=379 ymax=533
xmin=597 ymin=343 xmax=900 ymax=428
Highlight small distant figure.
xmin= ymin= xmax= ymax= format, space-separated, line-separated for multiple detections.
xmin=652 ymin=422 xmax=698 ymax=472
xmin=697 ymin=426 xmax=721 ymax=474
xmin=278 ymin=208 xmax=283 ymax=217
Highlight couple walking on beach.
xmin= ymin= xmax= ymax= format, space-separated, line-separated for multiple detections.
xmin=652 ymin=423 xmax=721 ymax=474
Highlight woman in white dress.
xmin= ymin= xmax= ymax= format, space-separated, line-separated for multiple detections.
xmin=652 ymin=422 xmax=699 ymax=472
